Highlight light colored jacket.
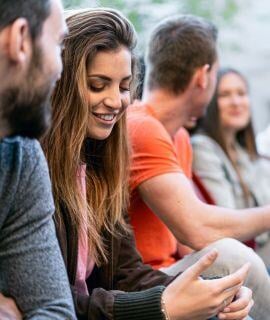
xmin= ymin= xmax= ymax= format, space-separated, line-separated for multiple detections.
xmin=191 ymin=134 xmax=270 ymax=209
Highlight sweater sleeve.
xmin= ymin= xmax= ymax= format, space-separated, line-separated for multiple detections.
xmin=72 ymin=285 xmax=166 ymax=320
xmin=113 ymin=220 xmax=174 ymax=292
xmin=112 ymin=221 xmax=174 ymax=319
xmin=76 ymin=227 xmax=217 ymax=320
xmin=0 ymin=137 xmax=76 ymax=319
xmin=71 ymin=214 xmax=174 ymax=319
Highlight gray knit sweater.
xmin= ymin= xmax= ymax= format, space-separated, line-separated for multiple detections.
xmin=0 ymin=136 xmax=76 ymax=319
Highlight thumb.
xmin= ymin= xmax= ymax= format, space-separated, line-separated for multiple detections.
xmin=185 ymin=249 xmax=218 ymax=280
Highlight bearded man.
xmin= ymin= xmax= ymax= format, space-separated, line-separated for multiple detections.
xmin=0 ymin=0 xmax=76 ymax=318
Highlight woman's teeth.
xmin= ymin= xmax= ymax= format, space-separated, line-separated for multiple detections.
xmin=94 ymin=114 xmax=115 ymax=121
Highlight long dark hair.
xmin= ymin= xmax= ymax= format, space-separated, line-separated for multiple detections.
xmin=197 ymin=67 xmax=258 ymax=205
xmin=42 ymin=8 xmax=137 ymax=264
xmin=202 ymin=67 xmax=257 ymax=159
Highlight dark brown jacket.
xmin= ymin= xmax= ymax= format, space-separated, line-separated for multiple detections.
xmin=56 ymin=208 xmax=174 ymax=320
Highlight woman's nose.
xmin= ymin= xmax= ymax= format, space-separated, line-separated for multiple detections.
xmin=104 ymin=89 xmax=122 ymax=110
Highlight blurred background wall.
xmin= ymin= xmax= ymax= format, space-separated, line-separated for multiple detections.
xmin=63 ymin=0 xmax=270 ymax=133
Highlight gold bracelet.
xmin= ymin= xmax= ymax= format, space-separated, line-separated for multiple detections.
xmin=161 ymin=294 xmax=170 ymax=320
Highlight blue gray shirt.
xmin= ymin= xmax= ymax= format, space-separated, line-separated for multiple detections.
xmin=0 ymin=136 xmax=76 ymax=319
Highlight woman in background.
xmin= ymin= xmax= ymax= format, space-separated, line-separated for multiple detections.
xmin=192 ymin=68 xmax=270 ymax=254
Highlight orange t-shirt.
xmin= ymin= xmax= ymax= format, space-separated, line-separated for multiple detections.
xmin=127 ymin=102 xmax=192 ymax=269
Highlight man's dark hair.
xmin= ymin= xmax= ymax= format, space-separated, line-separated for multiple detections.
xmin=0 ymin=0 xmax=51 ymax=40
xmin=145 ymin=15 xmax=218 ymax=94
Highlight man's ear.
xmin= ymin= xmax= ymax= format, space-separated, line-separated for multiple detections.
xmin=194 ymin=64 xmax=211 ymax=90
xmin=7 ymin=18 xmax=32 ymax=65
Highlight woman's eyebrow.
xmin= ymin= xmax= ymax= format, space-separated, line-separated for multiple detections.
xmin=87 ymin=75 xmax=132 ymax=81
xmin=122 ymin=75 xmax=132 ymax=81
xmin=87 ymin=75 xmax=111 ymax=80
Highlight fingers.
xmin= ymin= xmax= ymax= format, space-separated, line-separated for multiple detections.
xmin=219 ymin=284 xmax=242 ymax=307
xmin=218 ymin=286 xmax=253 ymax=320
xmin=215 ymin=263 xmax=250 ymax=292
xmin=218 ymin=299 xmax=254 ymax=319
xmin=0 ymin=294 xmax=22 ymax=320
xmin=185 ymin=249 xmax=218 ymax=279
xmin=224 ymin=287 xmax=252 ymax=312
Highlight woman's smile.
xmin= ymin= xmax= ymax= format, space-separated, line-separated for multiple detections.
xmin=92 ymin=112 xmax=118 ymax=124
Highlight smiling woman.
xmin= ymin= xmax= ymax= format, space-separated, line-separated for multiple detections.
xmin=192 ymin=68 xmax=268 ymax=209
xmin=42 ymin=8 xmax=137 ymax=267
xmin=192 ymin=68 xmax=270 ymax=252
xmin=86 ymin=47 xmax=132 ymax=140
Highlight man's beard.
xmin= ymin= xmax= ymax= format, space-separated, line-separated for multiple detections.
xmin=1 ymin=45 xmax=54 ymax=139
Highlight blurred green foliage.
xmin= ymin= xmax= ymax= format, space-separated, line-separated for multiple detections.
xmin=62 ymin=0 xmax=243 ymax=49
xmin=63 ymin=0 xmax=84 ymax=7
xmin=181 ymin=0 xmax=239 ymax=23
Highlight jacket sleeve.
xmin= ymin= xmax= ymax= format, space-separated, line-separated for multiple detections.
xmin=72 ymin=285 xmax=167 ymax=320
xmin=73 ymin=227 xmax=219 ymax=320
xmin=113 ymin=221 xmax=174 ymax=292
xmin=71 ymin=216 xmax=175 ymax=319
xmin=113 ymin=215 xmax=176 ymax=319
xmin=192 ymin=134 xmax=237 ymax=208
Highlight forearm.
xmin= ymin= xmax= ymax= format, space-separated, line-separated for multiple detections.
xmin=139 ymin=172 xmax=270 ymax=251
xmin=169 ymin=197 xmax=270 ymax=249
xmin=194 ymin=202 xmax=270 ymax=246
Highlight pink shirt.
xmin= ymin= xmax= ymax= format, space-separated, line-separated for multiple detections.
xmin=75 ymin=165 xmax=95 ymax=295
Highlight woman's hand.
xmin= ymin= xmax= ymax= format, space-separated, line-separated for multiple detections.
xmin=217 ymin=286 xmax=253 ymax=320
xmin=0 ymin=293 xmax=22 ymax=320
xmin=163 ymin=249 xmax=250 ymax=320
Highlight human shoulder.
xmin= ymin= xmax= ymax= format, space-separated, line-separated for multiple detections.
xmin=174 ymin=127 xmax=191 ymax=146
xmin=192 ymin=133 xmax=229 ymax=158
xmin=127 ymin=102 xmax=171 ymax=144
xmin=0 ymin=136 xmax=51 ymax=210
xmin=191 ymin=133 xmax=228 ymax=167
xmin=128 ymin=102 xmax=166 ymax=130
xmin=1 ymin=135 xmax=43 ymax=160
xmin=0 ymin=136 xmax=46 ymax=180
xmin=0 ymin=136 xmax=53 ymax=235
xmin=191 ymin=133 xmax=219 ymax=149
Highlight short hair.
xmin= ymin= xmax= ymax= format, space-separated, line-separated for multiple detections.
xmin=146 ymin=15 xmax=218 ymax=94
xmin=0 ymin=0 xmax=51 ymax=40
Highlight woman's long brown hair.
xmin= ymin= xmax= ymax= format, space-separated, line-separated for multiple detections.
xmin=198 ymin=68 xmax=258 ymax=206
xmin=42 ymin=8 xmax=137 ymax=264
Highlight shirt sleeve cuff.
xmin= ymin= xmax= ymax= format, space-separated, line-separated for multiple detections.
xmin=114 ymin=285 xmax=166 ymax=320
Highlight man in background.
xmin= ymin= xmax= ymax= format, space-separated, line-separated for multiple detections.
xmin=128 ymin=15 xmax=270 ymax=319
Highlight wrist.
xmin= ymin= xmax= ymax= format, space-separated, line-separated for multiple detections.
xmin=161 ymin=291 xmax=171 ymax=320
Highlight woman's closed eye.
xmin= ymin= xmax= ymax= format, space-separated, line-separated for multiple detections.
xmin=90 ymin=85 xmax=105 ymax=92
xmin=120 ymin=79 xmax=132 ymax=92
xmin=120 ymin=86 xmax=130 ymax=92
xmin=237 ymin=89 xmax=247 ymax=97
xmin=218 ymin=91 xmax=230 ymax=98
xmin=88 ymin=81 xmax=106 ymax=92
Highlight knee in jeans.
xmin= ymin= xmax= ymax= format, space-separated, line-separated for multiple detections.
xmin=212 ymin=238 xmax=267 ymax=275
